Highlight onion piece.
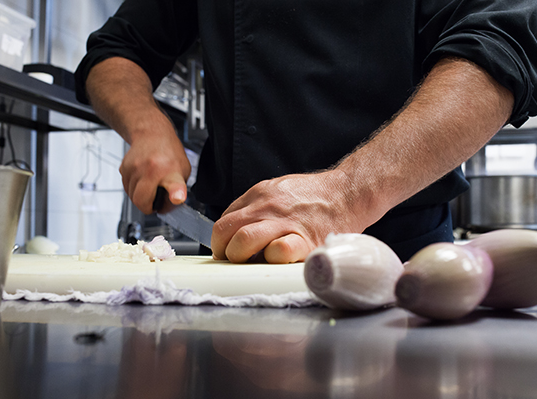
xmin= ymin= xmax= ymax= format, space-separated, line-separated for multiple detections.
xmin=395 ymin=243 xmax=493 ymax=320
xmin=304 ymin=233 xmax=404 ymax=311
xmin=466 ymin=229 xmax=537 ymax=309
xmin=142 ymin=235 xmax=176 ymax=261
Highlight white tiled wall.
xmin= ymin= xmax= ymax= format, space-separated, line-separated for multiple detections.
xmin=47 ymin=129 xmax=125 ymax=253
xmin=49 ymin=0 xmax=121 ymax=69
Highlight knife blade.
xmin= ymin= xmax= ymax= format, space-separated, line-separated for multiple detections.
xmin=153 ymin=187 xmax=214 ymax=249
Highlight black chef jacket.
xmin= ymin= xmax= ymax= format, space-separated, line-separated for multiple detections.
xmin=75 ymin=0 xmax=537 ymax=261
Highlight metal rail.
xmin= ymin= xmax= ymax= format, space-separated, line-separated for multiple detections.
xmin=0 ymin=64 xmax=103 ymax=127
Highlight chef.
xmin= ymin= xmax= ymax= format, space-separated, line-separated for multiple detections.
xmin=75 ymin=0 xmax=537 ymax=264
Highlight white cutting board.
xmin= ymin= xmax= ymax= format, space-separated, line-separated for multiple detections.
xmin=4 ymin=254 xmax=308 ymax=296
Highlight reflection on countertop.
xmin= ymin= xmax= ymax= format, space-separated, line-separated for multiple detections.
xmin=1 ymin=301 xmax=537 ymax=398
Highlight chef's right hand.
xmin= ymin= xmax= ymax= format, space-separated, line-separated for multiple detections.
xmin=119 ymin=116 xmax=191 ymax=215
xmin=84 ymin=57 xmax=192 ymax=214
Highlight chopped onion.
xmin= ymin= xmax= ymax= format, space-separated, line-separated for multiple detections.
xmin=78 ymin=236 xmax=175 ymax=263
xmin=142 ymin=235 xmax=176 ymax=261
xmin=79 ymin=240 xmax=151 ymax=263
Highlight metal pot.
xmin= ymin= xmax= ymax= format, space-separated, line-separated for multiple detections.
xmin=458 ymin=175 xmax=537 ymax=232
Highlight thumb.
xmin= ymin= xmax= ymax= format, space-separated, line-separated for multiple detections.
xmin=162 ymin=174 xmax=188 ymax=205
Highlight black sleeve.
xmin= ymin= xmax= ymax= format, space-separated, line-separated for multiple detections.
xmin=419 ymin=0 xmax=537 ymax=127
xmin=74 ymin=0 xmax=199 ymax=104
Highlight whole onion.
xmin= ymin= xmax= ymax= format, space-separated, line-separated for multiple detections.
xmin=466 ymin=229 xmax=537 ymax=309
xmin=395 ymin=243 xmax=493 ymax=320
xmin=304 ymin=233 xmax=404 ymax=311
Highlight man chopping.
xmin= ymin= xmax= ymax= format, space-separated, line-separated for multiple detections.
xmin=75 ymin=0 xmax=537 ymax=263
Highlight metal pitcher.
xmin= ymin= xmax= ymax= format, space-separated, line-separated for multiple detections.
xmin=0 ymin=166 xmax=33 ymax=301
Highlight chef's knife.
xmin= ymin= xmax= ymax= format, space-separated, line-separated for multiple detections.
xmin=153 ymin=186 xmax=214 ymax=249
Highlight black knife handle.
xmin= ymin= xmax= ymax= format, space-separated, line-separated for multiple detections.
xmin=152 ymin=186 xmax=167 ymax=213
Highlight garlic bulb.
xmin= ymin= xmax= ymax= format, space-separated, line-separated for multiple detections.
xmin=304 ymin=233 xmax=404 ymax=311
xmin=466 ymin=229 xmax=537 ymax=309
xmin=25 ymin=236 xmax=60 ymax=255
xmin=395 ymin=243 xmax=493 ymax=320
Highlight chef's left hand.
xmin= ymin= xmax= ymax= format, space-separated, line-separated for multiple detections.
xmin=211 ymin=170 xmax=368 ymax=263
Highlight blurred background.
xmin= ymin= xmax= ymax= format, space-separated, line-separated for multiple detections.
xmin=1 ymin=0 xmax=536 ymax=254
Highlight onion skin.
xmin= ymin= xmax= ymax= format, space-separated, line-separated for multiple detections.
xmin=466 ymin=229 xmax=537 ymax=309
xmin=395 ymin=243 xmax=493 ymax=320
xmin=304 ymin=233 xmax=404 ymax=311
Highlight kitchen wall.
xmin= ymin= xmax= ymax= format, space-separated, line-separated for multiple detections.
xmin=1 ymin=0 xmax=125 ymax=253
xmin=45 ymin=0 xmax=125 ymax=254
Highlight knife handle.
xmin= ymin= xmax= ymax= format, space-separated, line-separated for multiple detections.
xmin=152 ymin=186 xmax=167 ymax=213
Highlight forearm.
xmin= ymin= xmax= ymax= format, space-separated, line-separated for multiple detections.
xmin=85 ymin=57 xmax=174 ymax=145
xmin=337 ymin=57 xmax=514 ymax=226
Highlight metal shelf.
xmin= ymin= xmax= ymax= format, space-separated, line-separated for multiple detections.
xmin=0 ymin=64 xmax=103 ymax=128
xmin=0 ymin=64 xmax=188 ymax=132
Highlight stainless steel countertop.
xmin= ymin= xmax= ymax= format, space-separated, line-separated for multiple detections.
xmin=1 ymin=300 xmax=537 ymax=398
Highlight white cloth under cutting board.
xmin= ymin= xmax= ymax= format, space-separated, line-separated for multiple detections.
xmin=3 ymin=254 xmax=319 ymax=308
